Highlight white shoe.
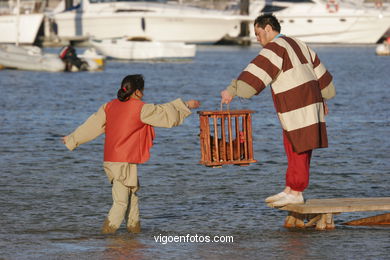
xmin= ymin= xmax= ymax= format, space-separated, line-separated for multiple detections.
xmin=264 ymin=192 xmax=288 ymax=203
xmin=270 ymin=194 xmax=304 ymax=208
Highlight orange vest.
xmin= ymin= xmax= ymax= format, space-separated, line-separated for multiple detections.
xmin=104 ymin=98 xmax=155 ymax=163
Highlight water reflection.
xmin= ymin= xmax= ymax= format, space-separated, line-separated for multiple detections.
xmin=279 ymin=232 xmax=309 ymax=260
xmin=103 ymin=235 xmax=146 ymax=260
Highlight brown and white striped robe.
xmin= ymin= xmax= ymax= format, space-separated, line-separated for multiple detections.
xmin=226 ymin=36 xmax=336 ymax=153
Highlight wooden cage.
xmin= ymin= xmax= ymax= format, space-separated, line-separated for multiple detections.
xmin=198 ymin=110 xmax=257 ymax=167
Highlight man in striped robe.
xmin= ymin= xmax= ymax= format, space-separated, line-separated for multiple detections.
xmin=221 ymin=14 xmax=336 ymax=207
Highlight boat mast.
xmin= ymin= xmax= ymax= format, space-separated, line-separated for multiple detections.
xmin=15 ymin=0 xmax=20 ymax=46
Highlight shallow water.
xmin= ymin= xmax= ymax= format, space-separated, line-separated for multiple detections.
xmin=0 ymin=45 xmax=389 ymax=259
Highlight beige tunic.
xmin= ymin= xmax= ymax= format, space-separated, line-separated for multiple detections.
xmin=64 ymin=98 xmax=192 ymax=186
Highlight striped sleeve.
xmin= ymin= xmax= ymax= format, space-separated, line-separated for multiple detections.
xmin=308 ymin=47 xmax=336 ymax=100
xmin=235 ymin=44 xmax=283 ymax=96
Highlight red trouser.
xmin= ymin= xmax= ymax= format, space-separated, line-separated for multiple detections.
xmin=283 ymin=132 xmax=312 ymax=192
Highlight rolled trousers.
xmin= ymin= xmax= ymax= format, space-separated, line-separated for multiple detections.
xmin=283 ymin=132 xmax=312 ymax=192
xmin=107 ymin=179 xmax=140 ymax=228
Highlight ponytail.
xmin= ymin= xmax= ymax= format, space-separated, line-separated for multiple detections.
xmin=117 ymin=74 xmax=145 ymax=102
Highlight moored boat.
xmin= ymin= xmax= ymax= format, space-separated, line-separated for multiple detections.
xmin=249 ymin=0 xmax=390 ymax=44
xmin=59 ymin=45 xmax=105 ymax=71
xmin=90 ymin=38 xmax=196 ymax=60
xmin=49 ymin=0 xmax=243 ymax=44
xmin=376 ymin=37 xmax=390 ymax=55
xmin=78 ymin=47 xmax=106 ymax=70
xmin=0 ymin=44 xmax=65 ymax=72
xmin=0 ymin=0 xmax=45 ymax=45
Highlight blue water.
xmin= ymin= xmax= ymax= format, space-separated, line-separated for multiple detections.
xmin=0 ymin=45 xmax=389 ymax=259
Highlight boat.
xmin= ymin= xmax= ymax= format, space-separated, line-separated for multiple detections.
xmin=58 ymin=45 xmax=106 ymax=71
xmin=249 ymin=0 xmax=390 ymax=44
xmin=49 ymin=0 xmax=243 ymax=44
xmin=0 ymin=0 xmax=65 ymax=72
xmin=90 ymin=38 xmax=196 ymax=60
xmin=78 ymin=47 xmax=106 ymax=70
xmin=0 ymin=0 xmax=101 ymax=72
xmin=376 ymin=37 xmax=390 ymax=55
xmin=0 ymin=0 xmax=44 ymax=44
xmin=0 ymin=44 xmax=65 ymax=72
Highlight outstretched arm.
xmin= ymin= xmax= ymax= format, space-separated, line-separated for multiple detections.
xmin=141 ymin=98 xmax=200 ymax=128
xmin=221 ymin=43 xmax=283 ymax=104
xmin=63 ymin=104 xmax=106 ymax=151
xmin=221 ymin=79 xmax=258 ymax=104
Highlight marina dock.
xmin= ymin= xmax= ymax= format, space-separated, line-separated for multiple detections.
xmin=276 ymin=197 xmax=390 ymax=230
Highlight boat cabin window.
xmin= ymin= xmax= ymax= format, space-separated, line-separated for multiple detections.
xmin=261 ymin=0 xmax=315 ymax=13
xmin=261 ymin=5 xmax=287 ymax=13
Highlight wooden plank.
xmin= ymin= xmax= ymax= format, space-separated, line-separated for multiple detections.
xmin=343 ymin=213 xmax=390 ymax=226
xmin=315 ymin=214 xmax=327 ymax=230
xmin=307 ymin=197 xmax=390 ymax=203
xmin=305 ymin=214 xmax=322 ymax=227
xmin=279 ymin=197 xmax=390 ymax=214
xmin=326 ymin=213 xmax=335 ymax=229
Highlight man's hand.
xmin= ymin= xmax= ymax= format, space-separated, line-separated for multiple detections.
xmin=221 ymin=90 xmax=233 ymax=104
xmin=62 ymin=136 xmax=68 ymax=144
xmin=323 ymin=101 xmax=329 ymax=116
xmin=185 ymin=100 xmax=201 ymax=109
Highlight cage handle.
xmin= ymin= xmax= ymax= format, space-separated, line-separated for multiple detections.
xmin=220 ymin=102 xmax=230 ymax=111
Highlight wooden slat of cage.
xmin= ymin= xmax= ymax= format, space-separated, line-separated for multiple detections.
xmin=242 ymin=115 xmax=248 ymax=160
xmin=227 ymin=114 xmax=234 ymax=161
xmin=247 ymin=113 xmax=254 ymax=160
xmin=199 ymin=116 xmax=205 ymax=162
xmin=221 ymin=115 xmax=227 ymax=162
xmin=213 ymin=115 xmax=220 ymax=162
xmin=199 ymin=115 xmax=211 ymax=164
xmin=235 ymin=116 xmax=240 ymax=161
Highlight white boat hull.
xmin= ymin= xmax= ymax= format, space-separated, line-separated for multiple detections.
xmin=0 ymin=44 xmax=65 ymax=72
xmin=0 ymin=14 xmax=43 ymax=44
xmin=250 ymin=0 xmax=390 ymax=44
xmin=78 ymin=48 xmax=106 ymax=70
xmin=376 ymin=43 xmax=390 ymax=55
xmin=90 ymin=39 xmax=196 ymax=60
xmin=51 ymin=1 xmax=241 ymax=44
xmin=274 ymin=14 xmax=390 ymax=44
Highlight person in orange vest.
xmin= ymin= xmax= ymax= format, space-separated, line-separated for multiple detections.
xmin=62 ymin=74 xmax=200 ymax=234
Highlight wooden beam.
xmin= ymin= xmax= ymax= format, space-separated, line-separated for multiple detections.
xmin=343 ymin=213 xmax=390 ymax=226
xmin=279 ymin=197 xmax=390 ymax=214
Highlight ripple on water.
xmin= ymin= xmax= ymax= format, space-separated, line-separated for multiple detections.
xmin=0 ymin=45 xmax=389 ymax=259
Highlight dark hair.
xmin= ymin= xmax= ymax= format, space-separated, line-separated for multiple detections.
xmin=117 ymin=74 xmax=145 ymax=102
xmin=254 ymin=14 xmax=281 ymax=33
